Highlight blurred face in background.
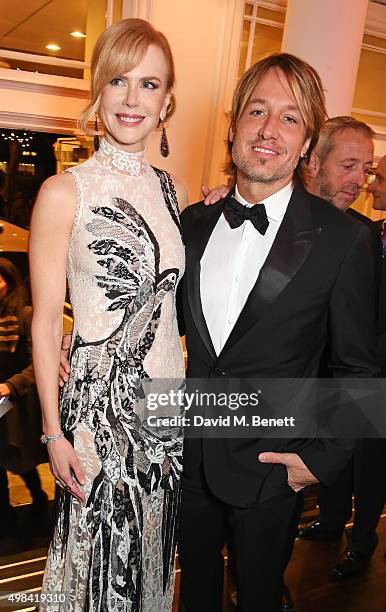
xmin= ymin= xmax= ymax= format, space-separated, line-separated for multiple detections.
xmin=313 ymin=129 xmax=373 ymax=210
xmin=369 ymin=156 xmax=386 ymax=211
xmin=0 ymin=274 xmax=8 ymax=299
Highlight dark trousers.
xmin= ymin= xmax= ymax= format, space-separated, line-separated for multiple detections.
xmin=178 ymin=465 xmax=304 ymax=612
xmin=0 ymin=466 xmax=10 ymax=509
xmin=318 ymin=439 xmax=386 ymax=556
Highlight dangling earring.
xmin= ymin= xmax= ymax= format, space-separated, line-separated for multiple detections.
xmin=160 ymin=121 xmax=169 ymax=157
xmin=94 ymin=115 xmax=100 ymax=151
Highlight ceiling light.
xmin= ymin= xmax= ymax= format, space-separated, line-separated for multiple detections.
xmin=70 ymin=31 xmax=86 ymax=38
xmin=46 ymin=44 xmax=61 ymax=51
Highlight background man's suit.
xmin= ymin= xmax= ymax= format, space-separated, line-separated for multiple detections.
xmin=178 ymin=185 xmax=379 ymax=612
xmin=314 ymin=210 xmax=386 ymax=564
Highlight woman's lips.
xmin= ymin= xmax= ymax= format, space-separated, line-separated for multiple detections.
xmin=116 ymin=114 xmax=144 ymax=125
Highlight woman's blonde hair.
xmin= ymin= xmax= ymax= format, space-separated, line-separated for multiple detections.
xmin=225 ymin=53 xmax=327 ymax=185
xmin=79 ymin=18 xmax=175 ymax=135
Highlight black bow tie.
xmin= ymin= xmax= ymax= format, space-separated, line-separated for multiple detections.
xmin=223 ymin=195 xmax=269 ymax=235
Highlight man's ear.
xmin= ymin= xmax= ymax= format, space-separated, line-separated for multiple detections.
xmin=301 ymin=137 xmax=311 ymax=159
xmin=308 ymin=151 xmax=320 ymax=178
xmin=229 ymin=125 xmax=234 ymax=143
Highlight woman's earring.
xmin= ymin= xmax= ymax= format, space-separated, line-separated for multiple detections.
xmin=94 ymin=115 xmax=100 ymax=151
xmin=160 ymin=122 xmax=169 ymax=158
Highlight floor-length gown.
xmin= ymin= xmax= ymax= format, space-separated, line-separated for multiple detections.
xmin=40 ymin=137 xmax=185 ymax=611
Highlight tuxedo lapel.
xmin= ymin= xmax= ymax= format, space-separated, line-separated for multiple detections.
xmin=185 ymin=200 xmax=225 ymax=361
xmin=221 ymin=186 xmax=321 ymax=355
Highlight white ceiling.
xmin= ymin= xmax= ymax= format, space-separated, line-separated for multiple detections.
xmin=2 ymin=1 xmax=386 ymax=64
xmin=0 ymin=0 xmax=87 ymax=61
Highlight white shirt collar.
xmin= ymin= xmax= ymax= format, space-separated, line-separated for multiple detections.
xmin=234 ymin=181 xmax=293 ymax=222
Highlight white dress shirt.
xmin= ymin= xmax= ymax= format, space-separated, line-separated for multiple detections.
xmin=200 ymin=181 xmax=293 ymax=355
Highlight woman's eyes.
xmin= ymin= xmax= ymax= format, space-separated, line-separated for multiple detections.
xmin=109 ymin=78 xmax=158 ymax=89
xmin=142 ymin=81 xmax=157 ymax=89
xmin=110 ymin=77 xmax=124 ymax=86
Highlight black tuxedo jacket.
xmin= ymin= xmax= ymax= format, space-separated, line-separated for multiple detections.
xmin=347 ymin=208 xmax=383 ymax=291
xmin=373 ymin=219 xmax=386 ymax=369
xmin=179 ymin=185 xmax=379 ymax=507
xmin=347 ymin=210 xmax=386 ymax=370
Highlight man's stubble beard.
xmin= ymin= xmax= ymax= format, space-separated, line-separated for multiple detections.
xmin=316 ymin=168 xmax=336 ymax=205
xmin=316 ymin=169 xmax=355 ymax=210
xmin=232 ymin=146 xmax=301 ymax=185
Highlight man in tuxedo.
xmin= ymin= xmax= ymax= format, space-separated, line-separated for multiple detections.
xmin=298 ymin=137 xmax=386 ymax=580
xmin=178 ymin=54 xmax=379 ymax=612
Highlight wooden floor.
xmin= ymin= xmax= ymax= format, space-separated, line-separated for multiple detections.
xmin=1 ymin=465 xmax=386 ymax=611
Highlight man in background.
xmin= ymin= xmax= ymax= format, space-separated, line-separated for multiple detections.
xmin=298 ymin=137 xmax=386 ymax=581
xmin=305 ymin=116 xmax=373 ymax=211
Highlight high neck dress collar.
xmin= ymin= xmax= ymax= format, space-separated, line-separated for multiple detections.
xmin=95 ymin=137 xmax=148 ymax=176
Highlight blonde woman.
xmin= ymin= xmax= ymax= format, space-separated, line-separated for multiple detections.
xmin=30 ymin=19 xmax=187 ymax=611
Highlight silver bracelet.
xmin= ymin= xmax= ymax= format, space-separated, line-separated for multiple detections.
xmin=41 ymin=432 xmax=65 ymax=445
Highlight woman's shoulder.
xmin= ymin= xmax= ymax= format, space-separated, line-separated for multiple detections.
xmin=168 ymin=173 xmax=189 ymax=212
xmin=38 ymin=172 xmax=76 ymax=200
xmin=151 ymin=166 xmax=189 ymax=212
xmin=32 ymin=172 xmax=78 ymax=231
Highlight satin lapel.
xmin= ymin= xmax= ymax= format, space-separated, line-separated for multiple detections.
xmin=221 ymin=186 xmax=322 ymax=355
xmin=185 ymin=200 xmax=225 ymax=361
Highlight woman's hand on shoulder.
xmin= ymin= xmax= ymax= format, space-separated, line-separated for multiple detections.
xmin=201 ymin=183 xmax=229 ymax=205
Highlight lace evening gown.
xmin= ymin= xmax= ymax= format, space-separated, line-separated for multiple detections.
xmin=40 ymin=138 xmax=185 ymax=612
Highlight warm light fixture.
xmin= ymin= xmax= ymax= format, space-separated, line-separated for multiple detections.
xmin=1 ymin=130 xmax=34 ymax=146
xmin=70 ymin=31 xmax=86 ymax=38
xmin=46 ymin=43 xmax=61 ymax=51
